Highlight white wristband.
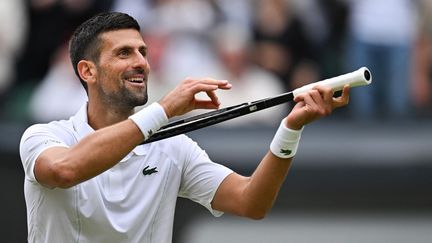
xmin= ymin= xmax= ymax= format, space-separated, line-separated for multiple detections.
xmin=129 ymin=102 xmax=168 ymax=140
xmin=270 ymin=118 xmax=304 ymax=159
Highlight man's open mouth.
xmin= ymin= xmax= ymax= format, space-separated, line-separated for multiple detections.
xmin=126 ymin=77 xmax=145 ymax=84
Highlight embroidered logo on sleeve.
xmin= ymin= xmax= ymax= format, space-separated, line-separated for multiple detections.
xmin=43 ymin=139 xmax=62 ymax=145
xmin=147 ymin=130 xmax=153 ymax=137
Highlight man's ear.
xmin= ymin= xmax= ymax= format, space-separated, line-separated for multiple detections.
xmin=77 ymin=60 xmax=97 ymax=85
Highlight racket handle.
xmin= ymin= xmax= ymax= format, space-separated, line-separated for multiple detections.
xmin=293 ymin=67 xmax=372 ymax=97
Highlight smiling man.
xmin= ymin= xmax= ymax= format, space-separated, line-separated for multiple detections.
xmin=19 ymin=12 xmax=349 ymax=243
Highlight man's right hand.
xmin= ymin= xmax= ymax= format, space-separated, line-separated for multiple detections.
xmin=158 ymin=78 xmax=232 ymax=119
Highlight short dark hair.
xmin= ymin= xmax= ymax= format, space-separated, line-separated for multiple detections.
xmin=69 ymin=12 xmax=140 ymax=92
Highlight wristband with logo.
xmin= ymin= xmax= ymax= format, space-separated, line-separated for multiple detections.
xmin=129 ymin=102 xmax=168 ymax=140
xmin=270 ymin=118 xmax=303 ymax=159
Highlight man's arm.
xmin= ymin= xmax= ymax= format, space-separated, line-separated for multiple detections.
xmin=34 ymin=120 xmax=145 ymax=188
xmin=211 ymin=85 xmax=350 ymax=219
xmin=32 ymin=78 xmax=231 ymax=188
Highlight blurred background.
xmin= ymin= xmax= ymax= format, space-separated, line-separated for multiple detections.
xmin=1 ymin=0 xmax=432 ymax=242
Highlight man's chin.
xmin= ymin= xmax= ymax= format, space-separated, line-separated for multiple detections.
xmin=118 ymin=88 xmax=148 ymax=107
xmin=133 ymin=96 xmax=148 ymax=107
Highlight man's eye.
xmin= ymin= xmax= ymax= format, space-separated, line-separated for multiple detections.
xmin=140 ymin=50 xmax=147 ymax=57
xmin=119 ymin=50 xmax=130 ymax=56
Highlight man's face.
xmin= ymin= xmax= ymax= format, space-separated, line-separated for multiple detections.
xmin=94 ymin=29 xmax=150 ymax=108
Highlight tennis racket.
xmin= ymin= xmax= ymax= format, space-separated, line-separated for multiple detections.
xmin=141 ymin=67 xmax=372 ymax=144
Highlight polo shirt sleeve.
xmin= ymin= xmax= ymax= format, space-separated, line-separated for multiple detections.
xmin=19 ymin=124 xmax=70 ymax=182
xmin=178 ymin=136 xmax=233 ymax=217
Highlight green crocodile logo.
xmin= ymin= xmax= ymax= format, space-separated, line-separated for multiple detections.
xmin=280 ymin=149 xmax=292 ymax=156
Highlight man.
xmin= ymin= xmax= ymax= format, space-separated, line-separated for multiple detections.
xmin=19 ymin=12 xmax=350 ymax=243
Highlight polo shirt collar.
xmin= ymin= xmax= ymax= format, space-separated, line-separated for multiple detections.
xmin=71 ymin=103 xmax=148 ymax=160
xmin=71 ymin=103 xmax=93 ymax=140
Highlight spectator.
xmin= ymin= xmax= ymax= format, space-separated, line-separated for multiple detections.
xmin=28 ymin=43 xmax=87 ymax=122
xmin=251 ymin=0 xmax=319 ymax=91
xmin=345 ymin=0 xmax=418 ymax=120
xmin=15 ymin=0 xmax=113 ymax=88
xmin=0 ymin=0 xmax=27 ymax=102
xmin=206 ymin=23 xmax=287 ymax=127
xmin=411 ymin=0 xmax=432 ymax=117
xmin=291 ymin=0 xmax=349 ymax=77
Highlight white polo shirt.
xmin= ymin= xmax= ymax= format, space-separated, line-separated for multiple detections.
xmin=19 ymin=103 xmax=233 ymax=243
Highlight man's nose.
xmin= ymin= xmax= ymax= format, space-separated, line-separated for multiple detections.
xmin=132 ymin=52 xmax=150 ymax=70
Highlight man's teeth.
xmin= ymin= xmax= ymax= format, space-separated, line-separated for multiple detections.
xmin=127 ymin=78 xmax=144 ymax=83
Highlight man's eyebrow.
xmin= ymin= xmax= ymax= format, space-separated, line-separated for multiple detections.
xmin=113 ymin=45 xmax=132 ymax=52
xmin=112 ymin=44 xmax=147 ymax=53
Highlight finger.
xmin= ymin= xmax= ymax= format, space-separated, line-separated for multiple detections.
xmin=311 ymin=87 xmax=334 ymax=115
xmin=313 ymin=85 xmax=334 ymax=104
xmin=294 ymin=85 xmax=332 ymax=103
xmin=198 ymin=78 xmax=231 ymax=87
xmin=194 ymin=99 xmax=220 ymax=110
xmin=292 ymin=100 xmax=306 ymax=110
xmin=294 ymin=94 xmax=303 ymax=103
xmin=206 ymin=90 xmax=220 ymax=106
xmin=191 ymin=83 xmax=219 ymax=94
xmin=294 ymin=92 xmax=315 ymax=108
xmin=299 ymin=93 xmax=318 ymax=112
xmin=190 ymin=80 xmax=231 ymax=94
xmin=332 ymin=85 xmax=350 ymax=108
xmin=309 ymin=90 xmax=333 ymax=116
xmin=218 ymin=82 xmax=232 ymax=90
xmin=199 ymin=78 xmax=232 ymax=90
xmin=294 ymin=92 xmax=309 ymax=103
xmin=309 ymin=89 xmax=325 ymax=106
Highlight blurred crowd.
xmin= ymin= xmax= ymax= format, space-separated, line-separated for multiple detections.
xmin=1 ymin=0 xmax=432 ymax=125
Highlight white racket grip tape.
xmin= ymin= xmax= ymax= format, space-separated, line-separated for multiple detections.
xmin=293 ymin=67 xmax=372 ymax=97
xmin=129 ymin=102 xmax=168 ymax=140
xmin=270 ymin=118 xmax=304 ymax=159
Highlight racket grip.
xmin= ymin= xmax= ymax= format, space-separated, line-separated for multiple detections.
xmin=292 ymin=67 xmax=372 ymax=97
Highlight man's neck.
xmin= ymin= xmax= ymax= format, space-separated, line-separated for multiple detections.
xmin=86 ymin=100 xmax=135 ymax=130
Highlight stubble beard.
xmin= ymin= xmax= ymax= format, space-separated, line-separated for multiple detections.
xmin=97 ymin=77 xmax=149 ymax=110
xmin=98 ymin=67 xmax=149 ymax=109
xmin=119 ymin=83 xmax=148 ymax=107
